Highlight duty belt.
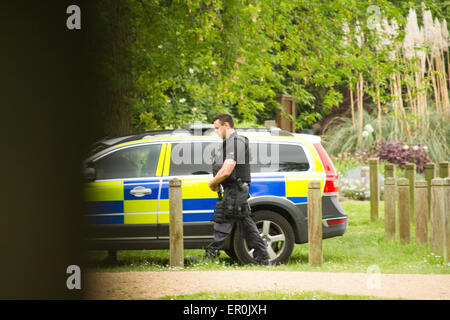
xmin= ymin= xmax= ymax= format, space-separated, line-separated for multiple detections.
xmin=222 ymin=178 xmax=250 ymax=191
xmin=211 ymin=180 xmax=251 ymax=223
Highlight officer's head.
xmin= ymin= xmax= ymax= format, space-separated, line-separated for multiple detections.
xmin=213 ymin=114 xmax=234 ymax=139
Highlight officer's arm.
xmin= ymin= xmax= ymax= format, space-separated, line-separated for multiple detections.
xmin=209 ymin=159 xmax=236 ymax=191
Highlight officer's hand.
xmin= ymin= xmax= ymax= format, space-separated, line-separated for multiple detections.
xmin=209 ymin=181 xmax=219 ymax=192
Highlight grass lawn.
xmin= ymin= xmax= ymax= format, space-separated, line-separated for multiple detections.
xmin=85 ymin=200 xmax=450 ymax=274
xmin=160 ymin=290 xmax=402 ymax=300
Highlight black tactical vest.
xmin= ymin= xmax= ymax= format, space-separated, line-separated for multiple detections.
xmin=220 ymin=131 xmax=251 ymax=185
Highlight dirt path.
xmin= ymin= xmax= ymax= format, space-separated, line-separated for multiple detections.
xmin=84 ymin=270 xmax=450 ymax=300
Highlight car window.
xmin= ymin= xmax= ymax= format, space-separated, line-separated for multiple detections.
xmin=250 ymin=143 xmax=310 ymax=173
xmin=94 ymin=144 xmax=162 ymax=179
xmin=169 ymin=142 xmax=221 ymax=176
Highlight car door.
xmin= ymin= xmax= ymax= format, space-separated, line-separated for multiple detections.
xmin=84 ymin=143 xmax=163 ymax=242
xmin=249 ymin=141 xmax=323 ymax=204
xmin=157 ymin=140 xmax=220 ymax=240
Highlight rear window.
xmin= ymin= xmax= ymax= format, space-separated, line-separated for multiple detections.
xmin=250 ymin=143 xmax=310 ymax=173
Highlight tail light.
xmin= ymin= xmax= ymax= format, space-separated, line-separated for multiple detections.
xmin=327 ymin=218 xmax=346 ymax=226
xmin=313 ymin=143 xmax=339 ymax=194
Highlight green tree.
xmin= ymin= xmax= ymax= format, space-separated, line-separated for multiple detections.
xmin=91 ymin=0 xmax=448 ymax=138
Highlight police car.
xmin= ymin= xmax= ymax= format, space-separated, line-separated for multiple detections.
xmin=83 ymin=125 xmax=347 ymax=264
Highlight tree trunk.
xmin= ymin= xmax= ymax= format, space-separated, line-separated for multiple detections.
xmin=96 ymin=0 xmax=134 ymax=137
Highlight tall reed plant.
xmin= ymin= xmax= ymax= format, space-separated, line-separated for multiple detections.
xmin=322 ymin=110 xmax=449 ymax=163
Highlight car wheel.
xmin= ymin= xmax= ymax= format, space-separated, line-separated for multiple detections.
xmin=233 ymin=210 xmax=295 ymax=265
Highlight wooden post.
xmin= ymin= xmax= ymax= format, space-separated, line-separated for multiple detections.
xmin=430 ymin=178 xmax=445 ymax=255
xmin=397 ymin=178 xmax=410 ymax=244
xmin=444 ymin=178 xmax=450 ymax=263
xmin=414 ymin=180 xmax=428 ymax=246
xmin=425 ymin=163 xmax=436 ymax=218
xmin=169 ymin=178 xmax=184 ymax=268
xmin=405 ymin=163 xmax=416 ymax=225
xmin=276 ymin=94 xmax=296 ymax=133
xmin=384 ymin=178 xmax=396 ymax=241
xmin=439 ymin=162 xmax=449 ymax=178
xmin=385 ymin=163 xmax=395 ymax=178
xmin=307 ymin=180 xmax=322 ymax=266
xmin=369 ymin=158 xmax=379 ymax=222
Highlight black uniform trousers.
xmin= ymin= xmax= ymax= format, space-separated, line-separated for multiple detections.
xmin=205 ymin=184 xmax=269 ymax=263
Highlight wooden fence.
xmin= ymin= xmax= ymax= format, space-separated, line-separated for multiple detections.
xmin=370 ymin=159 xmax=450 ymax=263
xmin=167 ymin=161 xmax=448 ymax=266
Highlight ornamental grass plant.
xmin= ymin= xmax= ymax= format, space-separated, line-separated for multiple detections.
xmin=322 ymin=110 xmax=449 ymax=164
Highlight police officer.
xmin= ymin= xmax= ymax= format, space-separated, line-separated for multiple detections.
xmin=204 ymin=114 xmax=269 ymax=265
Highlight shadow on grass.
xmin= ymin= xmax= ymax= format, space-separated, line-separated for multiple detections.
xmin=84 ymin=250 xmax=167 ymax=269
xmin=84 ymin=250 xmax=240 ymax=270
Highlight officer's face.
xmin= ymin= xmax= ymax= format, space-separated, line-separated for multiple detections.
xmin=213 ymin=119 xmax=227 ymax=139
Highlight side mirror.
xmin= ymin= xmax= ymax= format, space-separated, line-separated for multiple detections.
xmin=83 ymin=167 xmax=96 ymax=182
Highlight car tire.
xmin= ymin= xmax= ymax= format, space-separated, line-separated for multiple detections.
xmin=232 ymin=210 xmax=295 ymax=265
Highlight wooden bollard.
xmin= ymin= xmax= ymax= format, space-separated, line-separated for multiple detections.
xmin=307 ymin=180 xmax=322 ymax=266
xmin=384 ymin=178 xmax=396 ymax=241
xmin=397 ymin=178 xmax=410 ymax=244
xmin=414 ymin=180 xmax=428 ymax=245
xmin=405 ymin=163 xmax=416 ymax=225
xmin=439 ymin=162 xmax=449 ymax=178
xmin=369 ymin=158 xmax=379 ymax=222
xmin=444 ymin=178 xmax=450 ymax=263
xmin=430 ymin=178 xmax=445 ymax=255
xmin=385 ymin=163 xmax=395 ymax=178
xmin=169 ymin=178 xmax=184 ymax=268
xmin=425 ymin=163 xmax=436 ymax=218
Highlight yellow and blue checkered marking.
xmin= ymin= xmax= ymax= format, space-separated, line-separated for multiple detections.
xmin=84 ymin=174 xmax=325 ymax=225
xmin=84 ymin=139 xmax=326 ymax=225
xmin=85 ymin=179 xmax=160 ymax=225
xmin=158 ymin=178 xmax=218 ymax=223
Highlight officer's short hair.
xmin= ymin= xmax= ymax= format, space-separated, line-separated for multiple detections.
xmin=213 ymin=114 xmax=234 ymax=128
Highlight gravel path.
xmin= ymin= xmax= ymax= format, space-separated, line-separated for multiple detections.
xmin=84 ymin=270 xmax=450 ymax=300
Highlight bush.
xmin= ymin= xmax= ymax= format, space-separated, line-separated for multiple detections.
xmin=338 ymin=179 xmax=371 ymax=201
xmin=337 ymin=176 xmax=385 ymax=201
xmin=373 ymin=141 xmax=432 ymax=173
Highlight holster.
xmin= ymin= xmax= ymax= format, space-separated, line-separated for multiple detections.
xmin=222 ymin=181 xmax=251 ymax=220
xmin=211 ymin=197 xmax=226 ymax=223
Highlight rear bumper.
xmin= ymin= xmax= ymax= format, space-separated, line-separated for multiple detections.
xmin=294 ymin=194 xmax=348 ymax=243
xmin=322 ymin=194 xmax=348 ymax=239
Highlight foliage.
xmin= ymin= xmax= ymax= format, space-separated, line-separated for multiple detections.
xmin=338 ymin=179 xmax=372 ymax=201
xmin=373 ymin=141 xmax=432 ymax=173
xmin=322 ymin=110 xmax=449 ymax=163
xmin=322 ymin=110 xmax=374 ymax=155
xmin=128 ymin=0 xmax=358 ymax=130
xmin=91 ymin=0 xmax=450 ymax=142
xmin=330 ymin=152 xmax=365 ymax=177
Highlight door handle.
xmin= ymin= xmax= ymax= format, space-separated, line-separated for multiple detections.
xmin=130 ymin=186 xmax=152 ymax=197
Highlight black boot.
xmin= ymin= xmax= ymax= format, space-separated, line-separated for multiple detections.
xmin=204 ymin=249 xmax=219 ymax=260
